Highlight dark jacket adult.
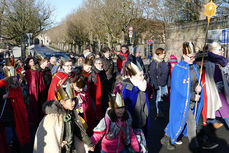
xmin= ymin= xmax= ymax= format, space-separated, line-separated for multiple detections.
xmin=102 ymin=56 xmax=116 ymax=94
xmin=102 ymin=57 xmax=116 ymax=81
xmin=90 ymin=67 xmax=109 ymax=118
xmin=149 ymin=54 xmax=169 ymax=89
xmin=37 ymin=67 xmax=52 ymax=92
xmin=0 ymin=81 xmax=14 ymax=127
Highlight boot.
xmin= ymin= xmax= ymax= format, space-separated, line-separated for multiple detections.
xmin=160 ymin=134 xmax=176 ymax=150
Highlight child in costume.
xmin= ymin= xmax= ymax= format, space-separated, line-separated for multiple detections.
xmin=91 ymin=93 xmax=139 ymax=153
xmin=72 ymin=73 xmax=89 ymax=130
xmin=161 ymin=42 xmax=203 ymax=150
xmin=121 ymin=62 xmax=149 ymax=152
xmin=33 ymin=83 xmax=94 ymax=153
xmin=122 ymin=62 xmax=150 ymax=132
xmin=1 ymin=63 xmax=30 ymax=150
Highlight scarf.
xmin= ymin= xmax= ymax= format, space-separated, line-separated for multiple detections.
xmin=208 ymin=51 xmax=228 ymax=67
xmin=153 ymin=54 xmax=163 ymax=63
xmin=130 ymin=78 xmax=147 ymax=91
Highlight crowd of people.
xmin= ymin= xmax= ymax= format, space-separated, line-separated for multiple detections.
xmin=0 ymin=42 xmax=229 ymax=153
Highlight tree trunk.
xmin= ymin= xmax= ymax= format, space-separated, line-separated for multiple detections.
xmin=21 ymin=33 xmax=26 ymax=60
xmin=121 ymin=30 xmax=125 ymax=45
xmin=107 ymin=33 xmax=112 ymax=49
xmin=0 ymin=0 xmax=6 ymax=40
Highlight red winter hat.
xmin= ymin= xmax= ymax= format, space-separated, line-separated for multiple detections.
xmin=169 ymin=54 xmax=177 ymax=63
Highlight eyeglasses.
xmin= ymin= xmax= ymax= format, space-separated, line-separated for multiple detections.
xmin=96 ymin=62 xmax=103 ymax=65
xmin=186 ymin=55 xmax=196 ymax=60
xmin=64 ymin=65 xmax=73 ymax=67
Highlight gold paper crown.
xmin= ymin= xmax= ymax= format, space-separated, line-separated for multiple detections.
xmin=125 ymin=62 xmax=142 ymax=76
xmin=183 ymin=42 xmax=196 ymax=55
xmin=84 ymin=56 xmax=94 ymax=66
xmin=4 ymin=66 xmax=17 ymax=77
xmin=56 ymin=82 xmax=76 ymax=101
xmin=109 ymin=93 xmax=125 ymax=109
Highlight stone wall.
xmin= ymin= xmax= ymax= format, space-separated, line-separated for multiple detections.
xmin=165 ymin=15 xmax=229 ymax=61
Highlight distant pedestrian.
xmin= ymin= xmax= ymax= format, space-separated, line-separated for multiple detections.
xmin=149 ymin=48 xmax=169 ymax=117
xmin=117 ymin=45 xmax=129 ymax=74
xmin=101 ymin=47 xmax=116 ymax=94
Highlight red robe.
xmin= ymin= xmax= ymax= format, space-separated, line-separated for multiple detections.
xmin=25 ymin=69 xmax=41 ymax=125
xmin=75 ymin=90 xmax=88 ymax=122
xmin=80 ymin=70 xmax=100 ymax=135
xmin=89 ymin=74 xmax=102 ymax=121
xmin=9 ymin=86 xmax=30 ymax=146
xmin=0 ymin=124 xmax=10 ymax=153
xmin=201 ymin=70 xmax=208 ymax=126
xmin=0 ymin=81 xmax=9 ymax=153
xmin=47 ymin=72 xmax=69 ymax=101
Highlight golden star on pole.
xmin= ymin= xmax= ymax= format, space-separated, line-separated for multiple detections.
xmin=203 ymin=0 xmax=217 ymax=23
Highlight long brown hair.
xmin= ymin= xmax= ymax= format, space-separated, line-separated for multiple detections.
xmin=4 ymin=76 xmax=19 ymax=88
xmin=107 ymin=108 xmax=129 ymax=122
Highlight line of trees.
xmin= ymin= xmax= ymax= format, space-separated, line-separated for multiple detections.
xmin=47 ymin=0 xmax=229 ymax=53
xmin=1 ymin=0 xmax=228 ymax=55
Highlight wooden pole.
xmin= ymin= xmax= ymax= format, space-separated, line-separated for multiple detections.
xmin=194 ymin=19 xmax=210 ymax=119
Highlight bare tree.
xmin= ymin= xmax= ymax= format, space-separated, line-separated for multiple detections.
xmin=1 ymin=0 xmax=52 ymax=59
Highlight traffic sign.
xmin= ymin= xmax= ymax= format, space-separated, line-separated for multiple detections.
xmin=129 ymin=26 xmax=133 ymax=31
xmin=148 ymin=40 xmax=152 ymax=45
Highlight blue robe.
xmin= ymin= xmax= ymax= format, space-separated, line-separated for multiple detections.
xmin=165 ymin=61 xmax=203 ymax=144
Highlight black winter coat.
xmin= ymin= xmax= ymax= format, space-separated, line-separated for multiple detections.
xmin=149 ymin=60 xmax=169 ymax=89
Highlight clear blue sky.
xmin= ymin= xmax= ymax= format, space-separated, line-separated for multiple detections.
xmin=48 ymin=0 xmax=84 ymax=25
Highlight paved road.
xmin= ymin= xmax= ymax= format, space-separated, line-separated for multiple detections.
xmin=147 ymin=101 xmax=229 ymax=153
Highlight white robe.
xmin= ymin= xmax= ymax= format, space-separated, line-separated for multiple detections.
xmin=205 ymin=61 xmax=229 ymax=119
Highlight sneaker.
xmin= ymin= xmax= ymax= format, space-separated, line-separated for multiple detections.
xmin=202 ymin=141 xmax=219 ymax=150
xmin=213 ymin=123 xmax=223 ymax=129
xmin=175 ymin=140 xmax=183 ymax=145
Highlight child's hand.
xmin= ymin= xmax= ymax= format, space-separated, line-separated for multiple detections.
xmin=61 ymin=141 xmax=67 ymax=148
xmin=195 ymin=94 xmax=201 ymax=102
xmin=88 ymin=146 xmax=95 ymax=152
xmin=3 ymin=92 xmax=9 ymax=100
